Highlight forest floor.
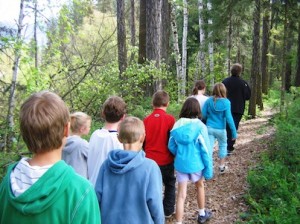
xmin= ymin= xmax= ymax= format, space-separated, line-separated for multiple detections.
xmin=166 ymin=107 xmax=277 ymax=224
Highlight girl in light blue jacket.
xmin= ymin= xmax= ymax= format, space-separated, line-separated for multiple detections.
xmin=168 ymin=97 xmax=213 ymax=224
xmin=202 ymin=83 xmax=237 ymax=174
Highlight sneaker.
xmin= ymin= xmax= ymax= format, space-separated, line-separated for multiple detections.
xmin=197 ymin=210 xmax=212 ymax=223
xmin=227 ymin=147 xmax=235 ymax=156
xmin=219 ymin=165 xmax=228 ymax=174
xmin=165 ymin=211 xmax=175 ymax=219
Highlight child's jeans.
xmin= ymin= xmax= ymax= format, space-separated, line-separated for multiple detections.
xmin=207 ymin=127 xmax=227 ymax=158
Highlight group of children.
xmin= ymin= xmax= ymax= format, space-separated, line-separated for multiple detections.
xmin=0 ymin=77 xmax=238 ymax=224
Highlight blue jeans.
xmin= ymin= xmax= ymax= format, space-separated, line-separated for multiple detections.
xmin=159 ymin=163 xmax=176 ymax=216
xmin=207 ymin=127 xmax=227 ymax=159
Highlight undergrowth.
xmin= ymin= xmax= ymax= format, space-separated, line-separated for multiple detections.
xmin=244 ymin=88 xmax=300 ymax=223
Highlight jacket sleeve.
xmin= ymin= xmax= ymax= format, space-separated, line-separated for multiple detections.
xmin=147 ymin=164 xmax=165 ymax=224
xmin=168 ymin=135 xmax=177 ymax=156
xmin=244 ymin=81 xmax=251 ymax=100
xmin=201 ymin=100 xmax=208 ymax=121
xmin=225 ymin=101 xmax=237 ymax=139
xmin=72 ymin=184 xmax=101 ymax=224
xmin=198 ymin=127 xmax=213 ymax=180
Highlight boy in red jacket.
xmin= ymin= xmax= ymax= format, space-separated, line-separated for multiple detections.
xmin=144 ymin=90 xmax=176 ymax=218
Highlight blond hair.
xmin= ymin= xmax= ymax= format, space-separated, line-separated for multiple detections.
xmin=212 ymin=83 xmax=227 ymax=99
xmin=70 ymin=112 xmax=91 ymax=133
xmin=118 ymin=116 xmax=145 ymax=144
xmin=20 ymin=91 xmax=70 ymax=153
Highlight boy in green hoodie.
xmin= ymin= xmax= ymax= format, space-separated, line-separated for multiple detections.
xmin=0 ymin=91 xmax=101 ymax=224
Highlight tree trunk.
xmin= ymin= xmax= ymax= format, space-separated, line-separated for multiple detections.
xmin=138 ymin=0 xmax=146 ymax=64
xmin=146 ymin=0 xmax=162 ymax=92
xmin=295 ymin=20 xmax=300 ymax=87
xmin=248 ymin=0 xmax=260 ymax=118
xmin=207 ymin=0 xmax=214 ymax=87
xmin=161 ymin=0 xmax=170 ymax=64
xmin=181 ymin=0 xmax=188 ymax=98
xmin=198 ymin=0 xmax=206 ymax=80
xmin=280 ymin=2 xmax=288 ymax=114
xmin=285 ymin=20 xmax=294 ymax=92
xmin=117 ymin=0 xmax=127 ymax=76
xmin=6 ymin=0 xmax=25 ymax=151
xmin=129 ymin=0 xmax=136 ymax=63
xmin=34 ymin=0 xmax=38 ymax=69
xmin=261 ymin=0 xmax=270 ymax=94
xmin=227 ymin=7 xmax=232 ymax=76
xmin=170 ymin=2 xmax=182 ymax=102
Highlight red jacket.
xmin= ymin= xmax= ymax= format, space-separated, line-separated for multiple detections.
xmin=143 ymin=109 xmax=175 ymax=166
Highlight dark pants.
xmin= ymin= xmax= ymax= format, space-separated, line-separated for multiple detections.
xmin=226 ymin=113 xmax=243 ymax=151
xmin=159 ymin=163 xmax=176 ymax=216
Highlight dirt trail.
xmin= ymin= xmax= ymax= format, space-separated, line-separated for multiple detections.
xmin=167 ymin=108 xmax=276 ymax=224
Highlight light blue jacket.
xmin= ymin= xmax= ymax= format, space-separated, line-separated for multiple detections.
xmin=168 ymin=119 xmax=213 ymax=179
xmin=95 ymin=150 xmax=164 ymax=224
xmin=202 ymin=97 xmax=237 ymax=139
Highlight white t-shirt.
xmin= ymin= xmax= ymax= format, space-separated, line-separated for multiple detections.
xmin=87 ymin=129 xmax=123 ymax=186
xmin=191 ymin=94 xmax=209 ymax=110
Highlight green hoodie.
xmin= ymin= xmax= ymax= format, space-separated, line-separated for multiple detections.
xmin=0 ymin=160 xmax=101 ymax=224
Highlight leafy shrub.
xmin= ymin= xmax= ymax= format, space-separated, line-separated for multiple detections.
xmin=245 ymin=91 xmax=300 ymax=223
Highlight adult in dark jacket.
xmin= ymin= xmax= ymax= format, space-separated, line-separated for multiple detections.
xmin=222 ymin=63 xmax=251 ymax=154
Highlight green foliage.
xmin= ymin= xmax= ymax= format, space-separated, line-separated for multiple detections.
xmin=245 ymin=90 xmax=300 ymax=223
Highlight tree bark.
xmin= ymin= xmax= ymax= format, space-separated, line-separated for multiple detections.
xmin=129 ymin=0 xmax=136 ymax=63
xmin=248 ymin=0 xmax=260 ymax=118
xmin=181 ymin=0 xmax=188 ymax=98
xmin=34 ymin=0 xmax=38 ymax=69
xmin=117 ymin=0 xmax=127 ymax=75
xmin=261 ymin=0 xmax=270 ymax=94
xmin=146 ymin=0 xmax=162 ymax=92
xmin=207 ymin=0 xmax=214 ymax=87
xmin=198 ymin=0 xmax=206 ymax=80
xmin=138 ymin=0 xmax=146 ymax=64
xmin=295 ymin=20 xmax=300 ymax=87
xmin=161 ymin=0 xmax=170 ymax=64
xmin=227 ymin=6 xmax=232 ymax=76
xmin=170 ymin=2 xmax=182 ymax=102
xmin=6 ymin=0 xmax=25 ymax=151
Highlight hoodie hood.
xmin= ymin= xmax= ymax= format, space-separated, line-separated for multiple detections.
xmin=5 ymin=160 xmax=73 ymax=215
xmin=171 ymin=122 xmax=201 ymax=145
xmin=107 ymin=149 xmax=145 ymax=174
xmin=207 ymin=97 xmax=229 ymax=112
xmin=63 ymin=135 xmax=83 ymax=154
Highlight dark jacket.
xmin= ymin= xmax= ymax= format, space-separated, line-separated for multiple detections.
xmin=222 ymin=76 xmax=251 ymax=114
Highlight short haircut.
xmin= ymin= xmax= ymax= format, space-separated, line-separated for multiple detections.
xmin=152 ymin=90 xmax=170 ymax=107
xmin=118 ymin=116 xmax=145 ymax=144
xmin=102 ymin=96 xmax=127 ymax=123
xmin=212 ymin=83 xmax=227 ymax=98
xmin=179 ymin=97 xmax=201 ymax=119
xmin=231 ymin=63 xmax=243 ymax=76
xmin=70 ymin=112 xmax=91 ymax=133
xmin=192 ymin=80 xmax=206 ymax=95
xmin=20 ymin=91 xmax=70 ymax=154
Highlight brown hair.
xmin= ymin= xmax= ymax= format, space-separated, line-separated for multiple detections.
xmin=212 ymin=83 xmax=227 ymax=98
xmin=118 ymin=116 xmax=145 ymax=144
xmin=20 ymin=91 xmax=70 ymax=153
xmin=102 ymin=96 xmax=127 ymax=123
xmin=192 ymin=80 xmax=206 ymax=95
xmin=230 ymin=63 xmax=243 ymax=76
xmin=179 ymin=97 xmax=201 ymax=119
xmin=152 ymin=90 xmax=170 ymax=107
xmin=70 ymin=112 xmax=91 ymax=133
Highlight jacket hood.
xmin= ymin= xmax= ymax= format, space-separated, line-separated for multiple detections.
xmin=207 ymin=97 xmax=229 ymax=112
xmin=6 ymin=160 xmax=73 ymax=215
xmin=171 ymin=122 xmax=201 ymax=145
xmin=107 ymin=150 xmax=145 ymax=174
xmin=63 ymin=135 xmax=81 ymax=154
